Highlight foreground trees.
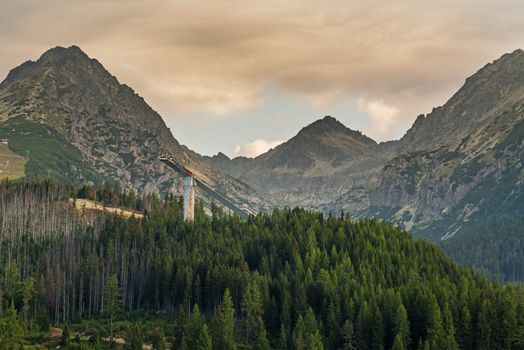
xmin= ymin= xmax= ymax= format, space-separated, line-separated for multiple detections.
xmin=104 ymin=274 xmax=123 ymax=344
xmin=0 ymin=180 xmax=523 ymax=349
xmin=0 ymin=306 xmax=23 ymax=349
xmin=212 ymin=288 xmax=237 ymax=350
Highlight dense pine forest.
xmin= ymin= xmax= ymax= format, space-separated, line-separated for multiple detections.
xmin=1 ymin=180 xmax=524 ymax=349
xmin=441 ymin=215 xmax=524 ymax=282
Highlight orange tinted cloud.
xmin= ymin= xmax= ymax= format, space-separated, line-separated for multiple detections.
xmin=0 ymin=0 xmax=523 ymax=141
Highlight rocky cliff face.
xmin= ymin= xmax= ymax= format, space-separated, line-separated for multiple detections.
xmin=0 ymin=46 xmax=269 ymax=212
xmin=397 ymin=49 xmax=524 ymax=153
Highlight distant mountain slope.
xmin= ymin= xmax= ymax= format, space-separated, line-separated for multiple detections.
xmin=0 ymin=46 xmax=269 ymax=212
xmin=206 ymin=115 xmax=392 ymax=211
xmin=397 ymin=49 xmax=524 ymax=153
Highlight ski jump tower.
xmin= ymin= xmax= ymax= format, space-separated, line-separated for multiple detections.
xmin=160 ymin=154 xmax=254 ymax=221
xmin=182 ymin=175 xmax=195 ymax=221
xmin=160 ymin=155 xmax=196 ymax=220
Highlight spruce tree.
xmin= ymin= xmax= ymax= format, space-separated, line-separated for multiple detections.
xmin=151 ymin=327 xmax=167 ymax=350
xmin=277 ymin=323 xmax=289 ymax=350
xmin=370 ymin=301 xmax=384 ymax=350
xmin=391 ymin=334 xmax=405 ymax=350
xmin=0 ymin=305 xmax=23 ymax=350
xmin=292 ymin=315 xmax=307 ymax=350
xmin=187 ymin=304 xmax=204 ymax=350
xmin=393 ymin=304 xmax=410 ymax=349
xmin=356 ymin=301 xmax=370 ymax=350
xmin=426 ymin=297 xmax=445 ymax=349
xmin=62 ymin=324 xmax=70 ymax=346
xmin=126 ymin=324 xmax=144 ymax=350
xmin=21 ymin=276 xmax=35 ymax=331
xmin=196 ymin=324 xmax=212 ymax=350
xmin=220 ymin=288 xmax=237 ymax=350
xmin=211 ymin=310 xmax=224 ymax=350
xmin=457 ymin=304 xmax=472 ymax=349
xmin=442 ymin=305 xmax=458 ymax=350
xmin=174 ymin=305 xmax=188 ymax=350
xmin=478 ymin=300 xmax=494 ymax=350
xmin=103 ymin=274 xmax=123 ymax=344
xmin=340 ymin=320 xmax=357 ymax=350
xmin=308 ymin=330 xmax=324 ymax=350
xmin=242 ymin=281 xmax=270 ymax=347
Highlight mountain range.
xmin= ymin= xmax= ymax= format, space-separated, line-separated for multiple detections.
xmin=207 ymin=49 xmax=524 ymax=232
xmin=1 ymin=45 xmax=523 ymax=279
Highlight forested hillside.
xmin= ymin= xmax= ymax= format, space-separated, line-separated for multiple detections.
xmin=441 ymin=215 xmax=524 ymax=282
xmin=0 ymin=180 xmax=523 ymax=349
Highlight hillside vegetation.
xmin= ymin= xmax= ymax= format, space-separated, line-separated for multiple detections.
xmin=0 ymin=143 xmax=26 ymax=180
xmin=0 ymin=116 xmax=102 ymax=184
xmin=0 ymin=180 xmax=523 ymax=349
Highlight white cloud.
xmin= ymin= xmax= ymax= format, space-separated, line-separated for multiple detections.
xmin=234 ymin=139 xmax=283 ymax=158
xmin=358 ymin=98 xmax=399 ymax=139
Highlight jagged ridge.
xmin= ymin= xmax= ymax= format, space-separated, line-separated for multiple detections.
xmin=0 ymin=45 xmax=269 ymax=212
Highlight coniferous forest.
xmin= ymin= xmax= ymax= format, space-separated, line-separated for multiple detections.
xmin=441 ymin=215 xmax=524 ymax=282
xmin=0 ymin=180 xmax=523 ymax=349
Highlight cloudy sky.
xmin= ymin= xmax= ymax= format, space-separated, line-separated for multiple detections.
xmin=1 ymin=0 xmax=523 ymax=157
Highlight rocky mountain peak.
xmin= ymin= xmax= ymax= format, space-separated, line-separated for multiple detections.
xmin=213 ymin=152 xmax=231 ymax=161
xmin=304 ymin=115 xmax=344 ymax=131
xmin=398 ymin=48 xmax=524 ymax=153
xmin=1 ymin=46 xmax=97 ymax=86
xmin=0 ymin=46 xmax=270 ymax=213
xmin=296 ymin=115 xmax=376 ymax=146
xmin=463 ymin=47 xmax=524 ymax=86
xmin=1 ymin=44 xmax=168 ymax=141
xmin=497 ymin=48 xmax=524 ymax=62
xmin=39 ymin=45 xmax=91 ymax=64
xmin=301 ymin=115 xmax=347 ymax=133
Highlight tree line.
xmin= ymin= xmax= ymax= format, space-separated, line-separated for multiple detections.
xmin=441 ymin=214 xmax=524 ymax=282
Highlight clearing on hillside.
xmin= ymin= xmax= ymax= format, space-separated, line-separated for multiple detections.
xmin=72 ymin=198 xmax=144 ymax=218
xmin=0 ymin=143 xmax=26 ymax=180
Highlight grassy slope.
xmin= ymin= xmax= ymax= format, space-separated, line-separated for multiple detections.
xmin=0 ymin=143 xmax=26 ymax=179
xmin=0 ymin=116 xmax=103 ymax=184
